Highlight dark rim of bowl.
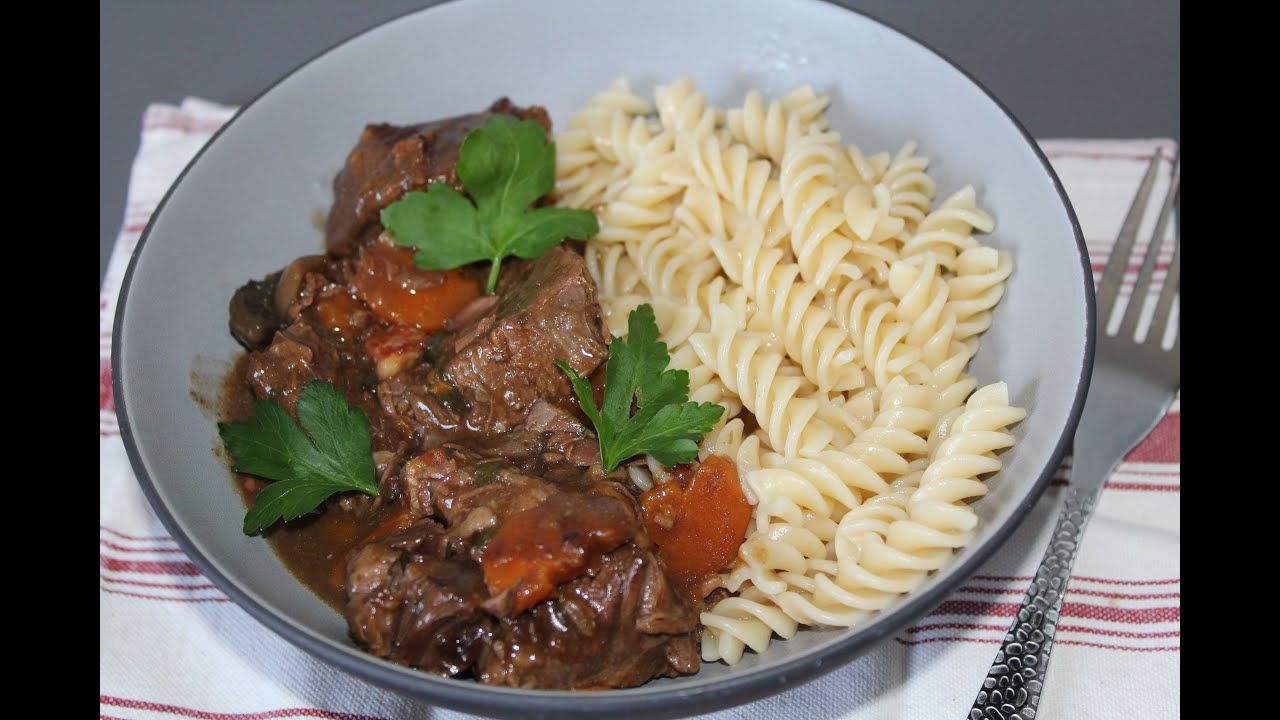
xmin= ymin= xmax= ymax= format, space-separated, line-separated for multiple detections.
xmin=111 ymin=0 xmax=1095 ymax=717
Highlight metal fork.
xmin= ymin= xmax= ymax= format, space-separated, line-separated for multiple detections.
xmin=969 ymin=149 xmax=1181 ymax=720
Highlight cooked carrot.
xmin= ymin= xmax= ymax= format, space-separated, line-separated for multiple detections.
xmin=481 ymin=493 xmax=635 ymax=616
xmin=352 ymin=243 xmax=480 ymax=332
xmin=640 ymin=455 xmax=751 ymax=598
xmin=325 ymin=505 xmax=414 ymax=595
xmin=312 ymin=292 xmax=367 ymax=339
xmin=481 ymin=510 xmax=578 ymax=616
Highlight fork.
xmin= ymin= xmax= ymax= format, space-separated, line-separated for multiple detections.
xmin=969 ymin=149 xmax=1181 ymax=720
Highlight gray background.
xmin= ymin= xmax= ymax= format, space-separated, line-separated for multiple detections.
xmin=99 ymin=0 xmax=1180 ymax=285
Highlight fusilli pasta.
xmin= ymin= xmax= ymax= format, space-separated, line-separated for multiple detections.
xmin=553 ymin=77 xmax=1024 ymax=666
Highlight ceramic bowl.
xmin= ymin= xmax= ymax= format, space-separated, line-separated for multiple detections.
xmin=113 ymin=0 xmax=1092 ymax=716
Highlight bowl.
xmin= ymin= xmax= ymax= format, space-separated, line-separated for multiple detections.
xmin=112 ymin=0 xmax=1092 ymax=717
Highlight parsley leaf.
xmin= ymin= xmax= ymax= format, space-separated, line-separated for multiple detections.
xmin=556 ymin=304 xmax=725 ymax=472
xmin=218 ymin=380 xmax=378 ymax=535
xmin=380 ymin=115 xmax=599 ymax=294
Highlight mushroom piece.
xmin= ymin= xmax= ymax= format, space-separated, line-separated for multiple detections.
xmin=273 ymin=255 xmax=327 ymax=317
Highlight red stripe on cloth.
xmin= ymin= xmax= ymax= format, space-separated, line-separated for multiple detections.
xmin=956 ymin=585 xmax=1179 ymax=601
xmin=1125 ymin=412 xmax=1180 ymax=463
xmin=1048 ymin=478 xmax=1180 ymax=491
xmin=100 ymin=555 xmax=203 ymax=577
xmin=906 ymin=622 xmax=1180 ymax=640
xmin=99 ymin=695 xmax=389 ymax=720
xmin=1063 ymin=588 xmax=1179 ymax=601
xmin=100 ymin=573 xmax=218 ymax=591
xmin=100 ymin=525 xmax=175 ymax=543
xmin=930 ymin=599 xmax=1179 ymax=624
xmin=1056 ymin=624 xmax=1181 ymax=640
xmin=1086 ymin=237 xmax=1171 ymax=248
xmin=100 ymin=585 xmax=230 ymax=603
xmin=1056 ymin=638 xmax=1180 ymax=651
xmin=100 ymin=358 xmax=115 ymax=413
xmin=1076 ymin=465 xmax=1181 ymax=477
xmin=1089 ymin=262 xmax=1171 ymax=273
xmin=123 ymin=223 xmax=148 ymax=234
xmin=973 ymin=575 xmax=1179 ymax=586
xmin=100 ymin=538 xmax=187 ymax=554
xmin=1117 ymin=467 xmax=1182 ymax=477
xmin=1104 ymin=481 xmax=1181 ymax=492
xmin=894 ymin=635 xmax=1178 ymax=651
xmin=907 ymin=622 xmax=1006 ymax=634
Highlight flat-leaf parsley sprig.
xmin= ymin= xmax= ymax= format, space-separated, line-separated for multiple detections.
xmin=380 ymin=115 xmax=599 ymax=294
xmin=218 ymin=380 xmax=379 ymax=535
xmin=556 ymin=304 xmax=725 ymax=472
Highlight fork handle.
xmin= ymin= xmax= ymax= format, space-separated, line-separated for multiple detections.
xmin=968 ymin=484 xmax=1099 ymax=720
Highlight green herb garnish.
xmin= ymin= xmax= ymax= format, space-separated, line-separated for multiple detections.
xmin=555 ymin=304 xmax=725 ymax=472
xmin=218 ymin=380 xmax=378 ymax=535
xmin=380 ymin=115 xmax=599 ymax=294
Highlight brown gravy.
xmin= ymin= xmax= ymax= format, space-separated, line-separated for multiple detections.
xmin=221 ymin=353 xmax=387 ymax=610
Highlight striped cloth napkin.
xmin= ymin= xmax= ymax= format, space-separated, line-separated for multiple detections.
xmin=99 ymin=98 xmax=1180 ymax=720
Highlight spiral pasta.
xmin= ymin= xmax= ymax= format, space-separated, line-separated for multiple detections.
xmin=710 ymin=218 xmax=862 ymax=393
xmin=554 ymin=77 xmax=1023 ymax=667
xmin=779 ymin=130 xmax=864 ymax=288
xmin=831 ymin=278 xmax=928 ymax=390
xmin=905 ymin=382 xmax=1026 ymax=547
xmin=898 ymin=186 xmax=995 ymax=270
xmin=726 ymin=86 xmax=831 ymax=165
xmin=554 ymin=79 xmax=663 ymax=209
xmin=689 ymin=304 xmax=835 ymax=458
xmin=879 ymin=141 xmax=937 ymax=238
xmin=947 ymin=245 xmax=1014 ymax=341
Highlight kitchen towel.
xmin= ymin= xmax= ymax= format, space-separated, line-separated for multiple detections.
xmin=100 ymin=98 xmax=1179 ymax=720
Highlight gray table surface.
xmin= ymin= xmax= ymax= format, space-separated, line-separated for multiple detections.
xmin=99 ymin=0 xmax=1179 ymax=285
xmin=100 ymin=0 xmax=1179 ymax=287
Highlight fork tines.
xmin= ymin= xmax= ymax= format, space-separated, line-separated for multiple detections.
xmin=1096 ymin=148 xmax=1180 ymax=350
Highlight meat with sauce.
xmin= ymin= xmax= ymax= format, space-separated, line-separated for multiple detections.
xmin=344 ymin=520 xmax=495 ymax=676
xmin=378 ymin=244 xmax=608 ymax=439
xmin=324 ymin=98 xmax=551 ymax=257
xmin=223 ymin=100 xmax=745 ymax=691
xmin=345 ymin=439 xmax=700 ymax=688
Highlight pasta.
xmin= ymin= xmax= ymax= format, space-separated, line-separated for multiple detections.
xmin=554 ymin=77 xmax=1025 ymax=664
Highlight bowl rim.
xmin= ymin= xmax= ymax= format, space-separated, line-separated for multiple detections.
xmin=111 ymin=0 xmax=1095 ymax=717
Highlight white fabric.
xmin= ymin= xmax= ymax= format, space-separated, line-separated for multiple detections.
xmin=99 ymin=99 xmax=1180 ymax=720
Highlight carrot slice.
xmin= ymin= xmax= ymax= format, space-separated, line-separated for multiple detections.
xmin=352 ymin=243 xmax=480 ymax=332
xmin=481 ymin=492 xmax=635 ymax=615
xmin=640 ymin=455 xmax=751 ymax=598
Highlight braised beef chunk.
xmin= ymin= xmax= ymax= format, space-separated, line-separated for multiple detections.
xmin=378 ymin=436 xmax=702 ymax=687
xmin=478 ymin=544 xmax=700 ymax=689
xmin=349 ymin=450 xmax=699 ymax=688
xmin=399 ymin=245 xmax=609 ymax=435
xmin=344 ymin=521 xmax=495 ymax=676
xmin=398 ymin=440 xmax=621 ymax=559
xmin=325 ymin=98 xmax=552 ymax=257
xmin=230 ymin=99 xmax=719 ymax=690
xmin=246 ymin=322 xmax=338 ymax=414
xmin=245 ymin=307 xmax=408 ymax=450
xmin=379 ymin=245 xmax=608 ymax=439
xmin=448 ymin=247 xmax=608 ymax=411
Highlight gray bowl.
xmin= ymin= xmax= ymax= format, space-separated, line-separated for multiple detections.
xmin=113 ymin=0 xmax=1092 ymax=717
